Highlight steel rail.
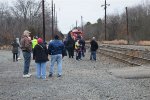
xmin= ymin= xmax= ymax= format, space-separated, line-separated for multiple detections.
xmin=86 ymin=44 xmax=150 ymax=66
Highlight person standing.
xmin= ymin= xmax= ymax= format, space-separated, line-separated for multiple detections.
xmin=66 ymin=36 xmax=75 ymax=58
xmin=20 ymin=30 xmax=32 ymax=78
xmin=16 ymin=38 xmax=22 ymax=60
xmin=33 ymin=38 xmax=49 ymax=79
xmin=75 ymin=39 xmax=82 ymax=60
xmin=79 ymin=36 xmax=85 ymax=57
xmin=48 ymin=35 xmax=65 ymax=77
xmin=32 ymin=36 xmax=38 ymax=51
xmin=90 ymin=37 xmax=98 ymax=61
xmin=11 ymin=39 xmax=19 ymax=62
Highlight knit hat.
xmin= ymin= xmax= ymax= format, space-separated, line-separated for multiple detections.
xmin=37 ymin=38 xmax=43 ymax=44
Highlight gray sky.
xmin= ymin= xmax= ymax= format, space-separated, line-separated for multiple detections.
xmin=53 ymin=0 xmax=144 ymax=34
xmin=0 ymin=0 xmax=145 ymax=34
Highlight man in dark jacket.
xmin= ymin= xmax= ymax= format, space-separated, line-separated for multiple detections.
xmin=66 ymin=36 xmax=75 ymax=58
xmin=90 ymin=37 xmax=98 ymax=61
xmin=48 ymin=35 xmax=65 ymax=77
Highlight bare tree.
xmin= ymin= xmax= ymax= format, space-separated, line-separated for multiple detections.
xmin=107 ymin=14 xmax=120 ymax=40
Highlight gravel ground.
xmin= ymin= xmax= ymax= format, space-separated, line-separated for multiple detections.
xmin=1 ymin=49 xmax=150 ymax=100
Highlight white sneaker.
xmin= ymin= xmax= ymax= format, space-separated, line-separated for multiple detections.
xmin=23 ymin=74 xmax=31 ymax=78
xmin=28 ymin=73 xmax=32 ymax=76
xmin=17 ymin=58 xmax=21 ymax=60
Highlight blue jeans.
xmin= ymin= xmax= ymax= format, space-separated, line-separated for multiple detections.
xmin=22 ymin=51 xmax=31 ymax=75
xmin=36 ymin=62 xmax=46 ymax=79
xmin=50 ymin=54 xmax=62 ymax=75
xmin=90 ymin=51 xmax=96 ymax=60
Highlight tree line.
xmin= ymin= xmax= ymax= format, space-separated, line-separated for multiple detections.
xmin=1 ymin=0 xmax=150 ymax=45
xmin=83 ymin=1 xmax=150 ymax=42
xmin=0 ymin=0 xmax=60 ymax=45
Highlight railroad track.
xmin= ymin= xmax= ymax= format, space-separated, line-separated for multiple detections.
xmin=85 ymin=44 xmax=150 ymax=66
xmin=98 ymin=44 xmax=150 ymax=66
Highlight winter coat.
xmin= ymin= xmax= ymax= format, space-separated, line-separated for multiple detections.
xmin=20 ymin=35 xmax=32 ymax=52
xmin=32 ymin=38 xmax=38 ymax=49
xmin=48 ymin=39 xmax=65 ymax=55
xmin=11 ymin=41 xmax=19 ymax=53
xmin=33 ymin=43 xmax=49 ymax=63
xmin=66 ymin=38 xmax=75 ymax=49
xmin=90 ymin=40 xmax=98 ymax=51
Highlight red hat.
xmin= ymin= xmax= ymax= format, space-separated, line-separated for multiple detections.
xmin=37 ymin=38 xmax=43 ymax=44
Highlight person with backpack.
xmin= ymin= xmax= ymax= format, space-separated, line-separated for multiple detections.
xmin=33 ymin=38 xmax=49 ymax=79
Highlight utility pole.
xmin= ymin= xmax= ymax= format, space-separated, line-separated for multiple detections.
xmin=56 ymin=12 xmax=57 ymax=32
xmin=54 ymin=4 xmax=55 ymax=34
xmin=51 ymin=0 xmax=54 ymax=39
xmin=81 ymin=16 xmax=84 ymax=32
xmin=42 ymin=0 xmax=46 ymax=42
xmin=126 ymin=7 xmax=129 ymax=44
xmin=76 ymin=20 xmax=78 ymax=29
xmin=101 ymin=0 xmax=110 ymax=40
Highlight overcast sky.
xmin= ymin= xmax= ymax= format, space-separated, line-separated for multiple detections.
xmin=0 ymin=0 xmax=145 ymax=34
xmin=53 ymin=0 xmax=145 ymax=34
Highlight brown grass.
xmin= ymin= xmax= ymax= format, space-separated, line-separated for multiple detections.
xmin=0 ymin=45 xmax=12 ymax=50
xmin=102 ymin=40 xmax=128 ymax=45
xmin=138 ymin=41 xmax=150 ymax=46
xmin=86 ymin=40 xmax=150 ymax=46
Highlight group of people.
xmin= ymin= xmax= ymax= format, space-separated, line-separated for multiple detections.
xmin=11 ymin=30 xmax=98 ymax=79
xmin=11 ymin=30 xmax=65 ymax=79
xmin=64 ymin=32 xmax=98 ymax=61
xmin=63 ymin=32 xmax=86 ymax=60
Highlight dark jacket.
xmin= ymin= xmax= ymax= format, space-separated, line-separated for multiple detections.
xmin=66 ymin=38 xmax=75 ymax=49
xmin=48 ymin=40 xmax=65 ymax=55
xmin=33 ymin=43 xmax=49 ymax=63
xmin=11 ymin=40 xmax=19 ymax=53
xmin=90 ymin=40 xmax=98 ymax=51
xmin=79 ymin=39 xmax=85 ymax=50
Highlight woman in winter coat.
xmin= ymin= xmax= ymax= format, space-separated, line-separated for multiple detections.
xmin=11 ymin=39 xmax=19 ymax=62
xmin=33 ymin=38 xmax=49 ymax=79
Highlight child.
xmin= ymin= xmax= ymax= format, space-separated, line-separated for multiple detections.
xmin=75 ymin=40 xmax=82 ymax=60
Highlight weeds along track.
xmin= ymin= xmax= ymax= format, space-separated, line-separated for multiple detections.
xmin=98 ymin=44 xmax=150 ymax=66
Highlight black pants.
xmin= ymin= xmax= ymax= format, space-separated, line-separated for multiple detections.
xmin=76 ymin=51 xmax=81 ymax=60
xmin=68 ymin=47 xmax=74 ymax=58
xmin=13 ymin=53 xmax=18 ymax=62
